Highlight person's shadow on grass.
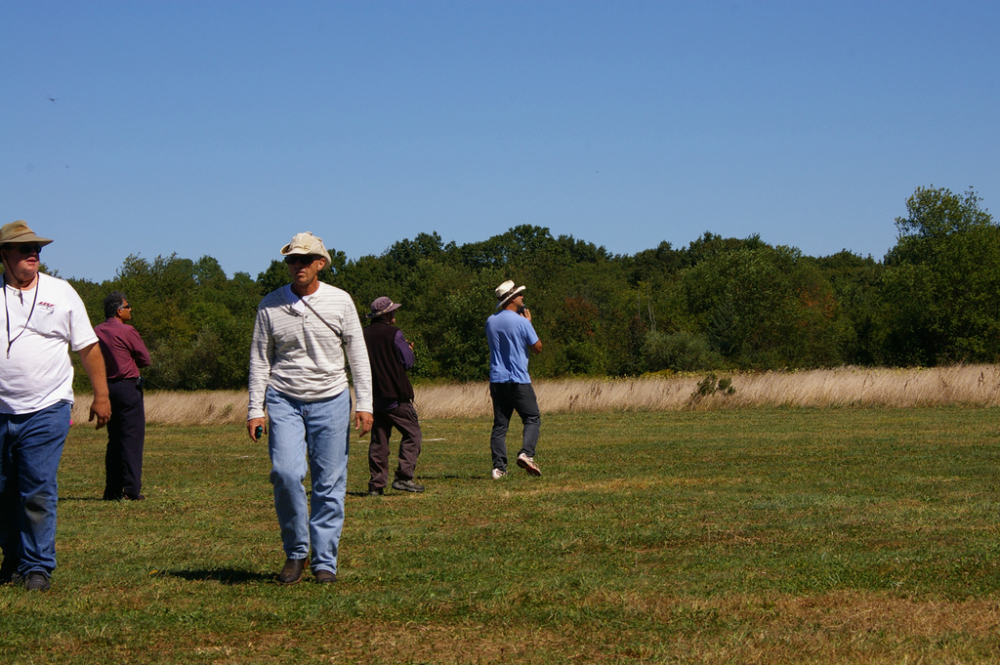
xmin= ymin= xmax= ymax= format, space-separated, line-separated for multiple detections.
xmin=165 ymin=569 xmax=275 ymax=584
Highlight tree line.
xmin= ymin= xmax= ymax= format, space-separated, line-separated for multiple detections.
xmin=56 ymin=185 xmax=999 ymax=391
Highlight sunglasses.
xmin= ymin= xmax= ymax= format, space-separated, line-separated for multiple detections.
xmin=119 ymin=304 xmax=132 ymax=310
xmin=284 ymin=255 xmax=319 ymax=266
xmin=10 ymin=245 xmax=43 ymax=256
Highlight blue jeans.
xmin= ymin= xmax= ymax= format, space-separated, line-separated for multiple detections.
xmin=266 ymin=387 xmax=350 ymax=575
xmin=0 ymin=401 xmax=71 ymax=577
xmin=489 ymin=383 xmax=541 ymax=471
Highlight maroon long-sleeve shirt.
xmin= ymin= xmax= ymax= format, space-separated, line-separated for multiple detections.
xmin=94 ymin=318 xmax=151 ymax=380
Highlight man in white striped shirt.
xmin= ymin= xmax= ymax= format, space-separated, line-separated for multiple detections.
xmin=247 ymin=232 xmax=373 ymax=585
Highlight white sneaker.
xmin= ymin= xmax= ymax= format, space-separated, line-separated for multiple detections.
xmin=491 ymin=468 xmax=508 ymax=480
xmin=516 ymin=453 xmax=542 ymax=477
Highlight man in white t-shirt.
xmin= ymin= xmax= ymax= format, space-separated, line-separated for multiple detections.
xmin=0 ymin=221 xmax=111 ymax=592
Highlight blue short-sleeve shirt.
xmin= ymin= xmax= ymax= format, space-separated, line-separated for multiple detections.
xmin=486 ymin=309 xmax=539 ymax=384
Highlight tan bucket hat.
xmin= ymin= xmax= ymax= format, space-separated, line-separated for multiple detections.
xmin=495 ymin=280 xmax=526 ymax=310
xmin=280 ymin=231 xmax=332 ymax=265
xmin=0 ymin=220 xmax=53 ymax=248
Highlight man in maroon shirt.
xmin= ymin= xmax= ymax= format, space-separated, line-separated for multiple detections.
xmin=94 ymin=292 xmax=151 ymax=501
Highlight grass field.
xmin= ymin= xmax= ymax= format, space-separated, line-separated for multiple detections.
xmin=3 ymin=408 xmax=1000 ymax=663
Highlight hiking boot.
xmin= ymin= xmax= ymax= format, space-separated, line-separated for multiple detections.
xmin=391 ymin=479 xmax=424 ymax=493
xmin=367 ymin=487 xmax=384 ymax=497
xmin=277 ymin=558 xmax=307 ymax=585
xmin=314 ymin=569 xmax=337 ymax=584
xmin=516 ymin=453 xmax=541 ymax=477
xmin=24 ymin=571 xmax=50 ymax=591
xmin=491 ymin=468 xmax=507 ymax=480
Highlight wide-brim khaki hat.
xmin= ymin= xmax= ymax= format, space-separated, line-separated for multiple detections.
xmin=495 ymin=280 xmax=526 ymax=310
xmin=0 ymin=220 xmax=53 ymax=248
xmin=280 ymin=231 xmax=332 ymax=265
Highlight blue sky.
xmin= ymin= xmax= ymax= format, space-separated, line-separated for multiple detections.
xmin=3 ymin=1 xmax=998 ymax=282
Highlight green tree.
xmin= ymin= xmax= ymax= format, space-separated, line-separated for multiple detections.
xmin=878 ymin=186 xmax=1000 ymax=364
xmin=86 ymin=253 xmax=262 ymax=389
xmin=813 ymin=251 xmax=882 ymax=365
xmin=643 ymin=330 xmax=722 ymax=372
xmin=681 ymin=241 xmax=849 ymax=368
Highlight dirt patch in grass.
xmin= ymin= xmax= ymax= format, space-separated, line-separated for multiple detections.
xmin=579 ymin=590 xmax=1000 ymax=636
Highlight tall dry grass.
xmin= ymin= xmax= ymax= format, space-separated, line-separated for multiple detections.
xmin=70 ymin=364 xmax=1000 ymax=426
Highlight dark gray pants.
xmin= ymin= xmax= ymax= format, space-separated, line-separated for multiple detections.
xmin=368 ymin=402 xmax=422 ymax=491
xmin=489 ymin=383 xmax=540 ymax=471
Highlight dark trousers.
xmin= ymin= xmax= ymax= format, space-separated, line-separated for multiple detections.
xmin=103 ymin=379 xmax=145 ymax=500
xmin=489 ymin=382 xmax=541 ymax=471
xmin=368 ymin=402 xmax=422 ymax=491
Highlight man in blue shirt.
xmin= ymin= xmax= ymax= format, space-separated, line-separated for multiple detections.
xmin=485 ymin=280 xmax=543 ymax=479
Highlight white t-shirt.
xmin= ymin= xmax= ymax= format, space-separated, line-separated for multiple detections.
xmin=0 ymin=273 xmax=99 ymax=414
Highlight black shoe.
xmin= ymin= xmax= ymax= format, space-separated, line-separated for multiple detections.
xmin=124 ymin=494 xmax=145 ymax=501
xmin=367 ymin=487 xmax=384 ymax=497
xmin=391 ymin=479 xmax=424 ymax=493
xmin=277 ymin=558 xmax=307 ymax=585
xmin=24 ymin=571 xmax=50 ymax=591
xmin=314 ymin=569 xmax=337 ymax=584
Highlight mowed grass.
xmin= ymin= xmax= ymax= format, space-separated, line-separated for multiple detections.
xmin=3 ymin=408 xmax=1000 ymax=663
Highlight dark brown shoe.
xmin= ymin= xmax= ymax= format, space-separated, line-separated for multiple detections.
xmin=277 ymin=558 xmax=307 ymax=585
xmin=314 ymin=569 xmax=337 ymax=584
xmin=391 ymin=479 xmax=424 ymax=493
xmin=24 ymin=571 xmax=50 ymax=591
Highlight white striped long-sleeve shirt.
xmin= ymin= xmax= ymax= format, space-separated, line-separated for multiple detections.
xmin=247 ymin=283 xmax=372 ymax=420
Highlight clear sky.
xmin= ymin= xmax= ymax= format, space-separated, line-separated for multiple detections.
xmin=3 ymin=1 xmax=998 ymax=282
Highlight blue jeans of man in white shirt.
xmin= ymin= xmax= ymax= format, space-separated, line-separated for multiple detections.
xmin=0 ymin=401 xmax=71 ymax=578
xmin=265 ymin=386 xmax=350 ymax=576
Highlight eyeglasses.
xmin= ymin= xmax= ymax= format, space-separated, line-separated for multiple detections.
xmin=12 ymin=245 xmax=43 ymax=256
xmin=119 ymin=304 xmax=132 ymax=310
xmin=284 ymin=255 xmax=319 ymax=266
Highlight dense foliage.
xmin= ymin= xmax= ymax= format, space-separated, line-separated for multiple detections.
xmin=58 ymin=186 xmax=998 ymax=390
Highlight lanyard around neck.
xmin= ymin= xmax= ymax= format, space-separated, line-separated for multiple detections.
xmin=5 ymin=280 xmax=39 ymax=359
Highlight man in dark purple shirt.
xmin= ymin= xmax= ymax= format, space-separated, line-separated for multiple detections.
xmin=94 ymin=292 xmax=151 ymax=501
xmin=362 ymin=297 xmax=424 ymax=495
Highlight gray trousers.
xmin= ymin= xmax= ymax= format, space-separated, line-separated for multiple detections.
xmin=489 ymin=383 xmax=540 ymax=471
xmin=368 ymin=402 xmax=422 ymax=491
